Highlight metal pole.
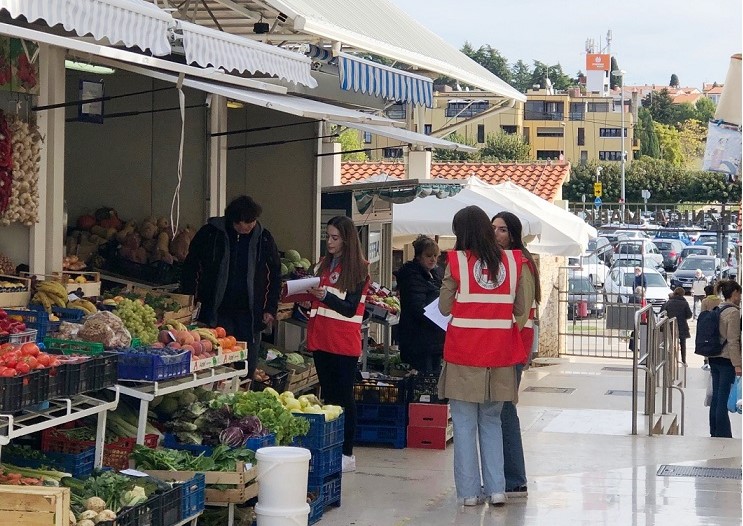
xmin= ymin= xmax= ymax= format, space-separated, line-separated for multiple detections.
xmin=620 ymin=80 xmax=626 ymax=222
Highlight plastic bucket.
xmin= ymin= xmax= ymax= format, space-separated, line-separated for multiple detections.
xmin=255 ymin=503 xmax=310 ymax=526
xmin=256 ymin=446 xmax=311 ymax=509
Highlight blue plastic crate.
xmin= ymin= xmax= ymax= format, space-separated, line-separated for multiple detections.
xmin=293 ymin=413 xmax=345 ymax=450
xmin=51 ymin=306 xmax=85 ymax=323
xmin=116 ymin=350 xmax=191 ymax=381
xmin=354 ymin=422 xmax=406 ymax=449
xmin=180 ymin=473 xmax=206 ymax=520
xmin=308 ymin=472 xmax=342 ymax=509
xmin=308 ymin=494 xmax=323 ymax=525
xmin=308 ymin=442 xmax=342 ymax=485
xmin=6 ymin=308 xmax=59 ymax=341
xmin=356 ymin=403 xmax=408 ymax=426
xmin=3 ymin=447 xmax=95 ymax=479
xmin=162 ymin=432 xmax=276 ymax=456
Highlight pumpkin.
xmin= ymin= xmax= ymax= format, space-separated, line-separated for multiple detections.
xmin=76 ymin=214 xmax=96 ymax=231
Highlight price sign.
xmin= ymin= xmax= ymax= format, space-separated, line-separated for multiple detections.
xmin=593 ymin=182 xmax=603 ymax=197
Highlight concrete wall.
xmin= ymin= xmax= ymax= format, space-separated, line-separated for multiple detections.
xmin=535 ymin=255 xmax=565 ymax=358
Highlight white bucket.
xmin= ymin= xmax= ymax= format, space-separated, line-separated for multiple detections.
xmin=256 ymin=446 xmax=311 ymax=509
xmin=255 ymin=503 xmax=310 ymax=526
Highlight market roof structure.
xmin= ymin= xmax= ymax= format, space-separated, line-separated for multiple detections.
xmin=341 ymin=161 xmax=572 ymax=202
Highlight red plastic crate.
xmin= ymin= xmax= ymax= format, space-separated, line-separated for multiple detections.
xmin=41 ymin=427 xmax=159 ymax=469
xmin=408 ymin=403 xmax=451 ymax=428
xmin=406 ymin=423 xmax=454 ymax=450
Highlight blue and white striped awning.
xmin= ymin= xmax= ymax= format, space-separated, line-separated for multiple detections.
xmin=337 ymin=53 xmax=433 ymax=108
xmin=0 ymin=0 xmax=173 ymax=56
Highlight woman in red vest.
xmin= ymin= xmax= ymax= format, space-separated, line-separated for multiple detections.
xmin=492 ymin=211 xmax=540 ymax=499
xmin=307 ymin=216 xmax=369 ymax=473
xmin=438 ymin=205 xmax=530 ymax=507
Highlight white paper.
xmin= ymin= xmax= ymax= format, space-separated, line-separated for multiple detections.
xmin=424 ymin=298 xmax=451 ymax=331
xmin=285 ymin=277 xmax=321 ymax=296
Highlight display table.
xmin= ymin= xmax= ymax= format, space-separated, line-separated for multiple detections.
xmin=366 ymin=315 xmax=399 ymax=373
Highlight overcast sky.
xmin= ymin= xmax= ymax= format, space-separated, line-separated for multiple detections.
xmin=392 ymin=0 xmax=742 ymax=89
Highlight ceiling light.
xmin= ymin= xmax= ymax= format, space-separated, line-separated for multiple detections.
xmin=65 ymin=60 xmax=115 ymax=75
xmin=226 ymin=100 xmax=245 ymax=109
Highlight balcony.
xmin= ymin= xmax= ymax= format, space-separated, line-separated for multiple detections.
xmin=524 ymin=111 xmax=564 ymax=121
xmin=569 ymin=112 xmax=585 ymax=121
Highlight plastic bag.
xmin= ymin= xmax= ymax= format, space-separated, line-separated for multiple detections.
xmin=727 ymin=376 xmax=742 ymax=414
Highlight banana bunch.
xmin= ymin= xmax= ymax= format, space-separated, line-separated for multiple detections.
xmin=194 ymin=327 xmax=221 ymax=350
xmin=32 ymin=280 xmax=68 ymax=311
xmin=162 ymin=320 xmax=188 ymax=332
xmin=67 ymin=298 xmax=97 ymax=315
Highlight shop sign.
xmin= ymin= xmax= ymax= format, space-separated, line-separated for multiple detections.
xmin=586 ymin=53 xmax=610 ymax=71
xmin=367 ymin=232 xmax=381 ymax=264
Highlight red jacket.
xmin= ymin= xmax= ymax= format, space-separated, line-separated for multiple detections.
xmin=444 ymin=250 xmax=526 ymax=367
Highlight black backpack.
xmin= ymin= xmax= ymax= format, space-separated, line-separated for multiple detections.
xmin=694 ymin=305 xmax=733 ymax=357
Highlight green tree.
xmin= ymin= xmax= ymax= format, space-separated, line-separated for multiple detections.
xmin=460 ymin=43 xmax=511 ymax=84
xmin=510 ymin=59 xmax=533 ymax=93
xmin=695 ymin=97 xmax=716 ymax=122
xmin=671 ymin=102 xmax=697 ymax=124
xmin=337 ymin=129 xmax=367 ymax=161
xmin=669 ymin=74 xmax=680 ymax=87
xmin=433 ymin=133 xmax=478 ymax=161
xmin=636 ymin=108 xmax=661 ymax=158
xmin=642 ymin=88 xmax=676 ymax=125
xmin=654 ymin=122 xmax=684 ymax=166
xmin=479 ymin=132 xmax=532 ymax=162
xmin=677 ymin=119 xmax=707 ymax=168
xmin=610 ymin=57 xmax=621 ymax=89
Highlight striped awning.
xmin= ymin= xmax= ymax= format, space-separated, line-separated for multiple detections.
xmin=176 ymin=20 xmax=317 ymax=88
xmin=0 ymin=0 xmax=173 ymax=56
xmin=338 ymin=53 xmax=433 ymax=108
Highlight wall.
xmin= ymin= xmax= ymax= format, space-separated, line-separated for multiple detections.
xmin=226 ymin=105 xmax=318 ymax=258
xmin=64 ymin=70 xmax=208 ymax=229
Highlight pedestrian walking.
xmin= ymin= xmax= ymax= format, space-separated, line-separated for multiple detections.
xmin=661 ymin=287 xmax=692 ymax=364
xmin=437 ymin=205 xmax=530 ymax=507
xmin=691 ymin=269 xmax=708 ymax=320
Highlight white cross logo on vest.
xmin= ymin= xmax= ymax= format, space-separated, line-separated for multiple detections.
xmin=473 ymin=259 xmax=506 ymax=290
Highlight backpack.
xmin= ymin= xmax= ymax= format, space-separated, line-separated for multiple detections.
xmin=694 ymin=305 xmax=733 ymax=357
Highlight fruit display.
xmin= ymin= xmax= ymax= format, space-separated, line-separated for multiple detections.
xmin=112 ymin=298 xmax=158 ymax=344
xmin=30 ymin=279 xmax=68 ymax=311
xmin=280 ymin=248 xmax=312 ymax=277
xmin=0 ymin=341 xmax=60 ymax=376
xmin=62 ymin=255 xmax=87 ymax=271
xmin=0 ymin=308 xmax=27 ymax=335
xmin=77 ymin=310 xmax=132 ymax=348
xmin=0 ymin=278 xmax=25 ymax=291
xmin=66 ymin=298 xmax=97 ymax=315
xmin=155 ymin=325 xmax=219 ymax=360
xmin=366 ymin=283 xmax=401 ymax=315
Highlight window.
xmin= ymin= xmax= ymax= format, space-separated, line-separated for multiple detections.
xmin=569 ymin=102 xmax=585 ymax=120
xmin=536 ymin=127 xmax=565 ymax=137
xmin=580 ymin=150 xmax=588 ymax=164
xmin=501 ymin=125 xmax=517 ymax=134
xmin=577 ymin=127 xmax=585 ymax=146
xmin=599 ymin=128 xmax=627 ymax=138
xmin=383 ymin=147 xmax=404 ymax=159
xmin=525 ymin=101 xmax=564 ymax=120
xmin=386 ymin=103 xmax=406 ymax=119
xmin=599 ymin=151 xmax=623 ymax=161
xmin=523 ymin=127 xmax=530 ymax=144
xmin=587 ymin=102 xmax=610 ymax=113
xmin=423 ymin=124 xmax=432 ymax=135
xmin=477 ymin=124 xmax=485 ymax=143
xmin=363 ymin=131 xmax=373 ymax=144
xmin=445 ymin=100 xmax=489 ymax=118
xmin=536 ymin=150 xmax=562 ymax=160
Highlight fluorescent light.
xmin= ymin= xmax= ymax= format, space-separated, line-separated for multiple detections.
xmin=226 ymin=100 xmax=245 ymax=109
xmin=65 ymin=60 xmax=115 ymax=75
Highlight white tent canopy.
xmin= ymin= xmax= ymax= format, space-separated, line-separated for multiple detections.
xmin=392 ymin=176 xmax=595 ymax=257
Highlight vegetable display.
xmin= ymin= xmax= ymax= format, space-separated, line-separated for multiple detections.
xmin=113 ymin=298 xmax=158 ymax=344
xmin=131 ymin=444 xmax=256 ymax=472
xmin=0 ymin=114 xmax=40 ymax=226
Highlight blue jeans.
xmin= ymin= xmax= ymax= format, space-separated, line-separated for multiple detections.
xmin=450 ymin=399 xmax=505 ymax=499
xmin=502 ymin=365 xmax=526 ymax=490
xmin=709 ymin=357 xmax=735 ymax=438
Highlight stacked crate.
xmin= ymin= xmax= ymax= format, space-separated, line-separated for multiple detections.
xmin=407 ymin=403 xmax=453 ymax=450
xmin=353 ymin=374 xmax=412 ymax=449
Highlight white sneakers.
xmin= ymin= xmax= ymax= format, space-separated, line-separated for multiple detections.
xmin=489 ymin=493 xmax=506 ymax=506
xmin=342 ymin=454 xmax=356 ymax=473
xmin=458 ymin=494 xmax=507 ymax=506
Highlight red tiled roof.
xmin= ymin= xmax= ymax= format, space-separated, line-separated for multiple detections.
xmin=340 ymin=161 xmax=571 ymax=202
xmin=672 ymin=93 xmax=704 ymax=105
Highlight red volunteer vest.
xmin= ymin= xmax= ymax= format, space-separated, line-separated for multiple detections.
xmin=520 ymin=259 xmax=538 ymax=361
xmin=307 ymin=263 xmax=368 ymax=357
xmin=444 ymin=250 xmax=526 ymax=367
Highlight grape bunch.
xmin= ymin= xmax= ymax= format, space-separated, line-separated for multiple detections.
xmin=113 ymin=298 xmax=158 ymax=344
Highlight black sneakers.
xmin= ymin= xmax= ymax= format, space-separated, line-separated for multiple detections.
xmin=506 ymin=485 xmax=528 ymax=498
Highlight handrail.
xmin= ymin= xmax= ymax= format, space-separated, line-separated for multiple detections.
xmin=631 ymin=304 xmax=655 ymax=435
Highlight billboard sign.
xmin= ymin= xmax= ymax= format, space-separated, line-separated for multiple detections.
xmin=586 ymin=54 xmax=610 ymax=71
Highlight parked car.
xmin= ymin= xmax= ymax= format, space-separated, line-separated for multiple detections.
xmin=600 ymin=232 xmax=629 ymax=247
xmin=668 ymin=255 xmax=728 ymax=293
xmin=653 ymin=239 xmax=686 ymax=271
xmin=614 ymin=229 xmax=649 ymax=240
xmin=567 ymin=275 xmax=604 ymax=319
xmin=653 ymin=230 xmax=692 ymax=245
xmin=679 ymin=245 xmax=713 ymax=264
xmin=695 ymin=232 xmax=719 ymax=246
xmin=604 ymin=267 xmax=670 ymax=312
xmin=568 ymin=253 xmax=610 ymax=287
xmin=611 ymin=239 xmax=664 ymax=269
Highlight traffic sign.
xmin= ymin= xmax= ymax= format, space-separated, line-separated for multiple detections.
xmin=593 ymin=182 xmax=603 ymax=197
xmin=594 ymin=197 xmax=602 ymax=208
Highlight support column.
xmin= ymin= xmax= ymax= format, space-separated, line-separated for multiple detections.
xmin=207 ymin=94 xmax=228 ymax=219
xmin=407 ymin=150 xmax=431 ymax=180
xmin=33 ymin=45 xmax=66 ymax=275
xmin=319 ymin=142 xmax=341 ymax=188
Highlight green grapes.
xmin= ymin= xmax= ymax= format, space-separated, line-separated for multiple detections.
xmin=113 ymin=298 xmax=159 ymax=345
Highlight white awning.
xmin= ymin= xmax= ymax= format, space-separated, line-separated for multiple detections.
xmin=337 ymin=53 xmax=433 ymax=107
xmin=0 ymin=0 xmax=173 ymax=56
xmin=175 ymin=20 xmax=317 ymax=88
xmin=331 ymin=121 xmax=477 ymax=152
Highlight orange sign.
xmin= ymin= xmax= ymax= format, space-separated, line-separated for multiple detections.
xmin=586 ymin=53 xmax=610 ymax=71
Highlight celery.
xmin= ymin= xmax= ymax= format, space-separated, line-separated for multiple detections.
xmin=1 ymin=463 xmax=71 ymax=484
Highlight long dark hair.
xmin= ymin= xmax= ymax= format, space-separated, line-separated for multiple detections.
xmin=452 ymin=206 xmax=502 ymax=278
xmin=716 ymin=279 xmax=742 ymax=300
xmin=317 ymin=216 xmax=368 ymax=292
xmin=492 ymin=211 xmax=542 ymax=303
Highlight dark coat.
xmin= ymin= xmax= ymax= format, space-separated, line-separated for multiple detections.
xmin=180 ymin=217 xmax=281 ymax=339
xmin=661 ymin=295 xmax=693 ymax=338
xmin=394 ymin=260 xmax=445 ymax=363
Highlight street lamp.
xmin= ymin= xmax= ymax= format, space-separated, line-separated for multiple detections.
xmin=612 ymin=69 xmax=627 ymax=222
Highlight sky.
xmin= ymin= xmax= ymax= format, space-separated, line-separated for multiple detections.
xmin=392 ymin=0 xmax=742 ymax=89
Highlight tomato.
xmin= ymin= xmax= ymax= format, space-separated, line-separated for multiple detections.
xmin=36 ymin=354 xmax=51 ymax=367
xmin=49 ymin=359 xmax=61 ymax=367
xmin=22 ymin=356 xmax=37 ymax=369
xmin=20 ymin=343 xmax=39 ymax=357
xmin=15 ymin=362 xmax=30 ymax=374
xmin=0 ymin=368 xmax=16 ymax=377
xmin=0 ymin=343 xmax=13 ymax=354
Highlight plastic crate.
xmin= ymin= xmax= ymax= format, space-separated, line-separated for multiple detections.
xmin=308 ymin=493 xmax=323 ymax=525
xmin=157 ymin=484 xmax=181 ymax=526
xmin=292 ymin=413 xmax=345 ymax=450
xmin=40 ymin=428 xmax=140 ymax=470
xmin=356 ymin=403 xmax=409 ymax=426
xmin=308 ymin=472 xmax=342 ymax=509
xmin=411 ymin=372 xmax=445 ymax=403
xmin=251 ymin=370 xmax=290 ymax=394
xmin=162 ymin=432 xmax=275 ymax=456
xmin=5 ymin=309 xmax=58 ymax=341
xmin=43 ymin=337 xmax=105 ymax=355
xmin=353 ymin=375 xmax=412 ymax=405
xmin=124 ymin=494 xmax=160 ymax=526
xmin=51 ymin=306 xmax=85 ymax=323
xmin=9 ymin=329 xmax=38 ymax=345
xmin=46 ymin=362 xmax=68 ymax=399
xmin=308 ymin=442 xmax=342 ymax=485
xmin=117 ymin=350 xmax=191 ymax=381
xmin=180 ymin=473 xmax=206 ymax=520
xmin=354 ymin=422 xmax=406 ymax=449
xmin=58 ymin=356 xmax=95 ymax=395
xmin=91 ymin=352 xmax=119 ymax=390
xmin=2 ymin=446 xmax=95 ymax=479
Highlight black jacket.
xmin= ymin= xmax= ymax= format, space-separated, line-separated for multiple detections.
xmin=394 ymin=261 xmax=445 ymax=362
xmin=661 ymin=295 xmax=693 ymax=338
xmin=180 ymin=217 xmax=281 ymax=336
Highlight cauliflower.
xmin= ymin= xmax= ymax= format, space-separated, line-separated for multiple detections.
xmin=122 ymin=486 xmax=147 ymax=507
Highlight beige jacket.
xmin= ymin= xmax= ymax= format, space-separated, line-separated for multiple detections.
xmin=700 ymin=295 xmax=722 ymax=312
xmin=719 ymin=301 xmax=741 ymax=368
xmin=436 ymin=260 xmax=534 ymax=403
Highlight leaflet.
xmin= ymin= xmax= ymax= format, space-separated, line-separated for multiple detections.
xmin=282 ymin=276 xmax=321 ymax=302
xmin=424 ymin=297 xmax=451 ymax=331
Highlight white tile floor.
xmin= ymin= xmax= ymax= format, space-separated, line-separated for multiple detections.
xmin=317 ymin=356 xmax=742 ymax=526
